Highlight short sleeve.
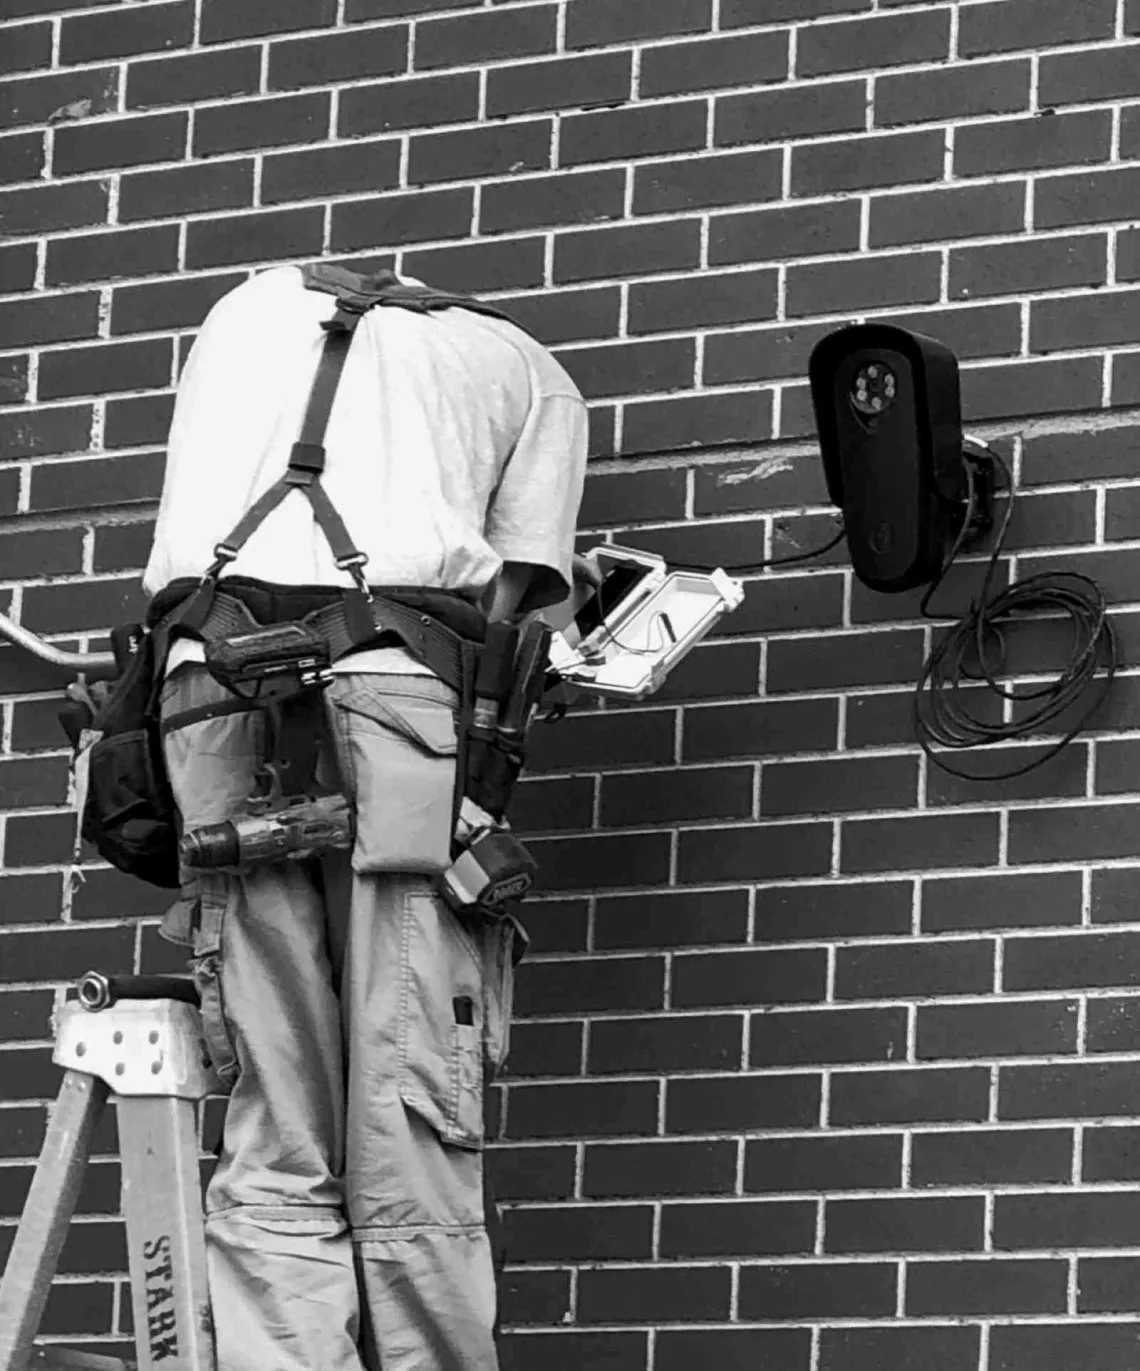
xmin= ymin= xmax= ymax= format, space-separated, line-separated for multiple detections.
xmin=484 ymin=392 xmax=588 ymax=613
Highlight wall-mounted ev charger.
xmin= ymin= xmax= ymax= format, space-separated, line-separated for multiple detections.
xmin=808 ymin=323 xmax=994 ymax=593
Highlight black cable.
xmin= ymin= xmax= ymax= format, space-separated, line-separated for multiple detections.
xmin=913 ymin=443 xmax=1116 ymax=780
xmin=664 ymin=524 xmax=847 ymax=577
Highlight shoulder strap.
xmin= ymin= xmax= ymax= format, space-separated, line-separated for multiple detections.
xmin=299 ymin=261 xmax=534 ymax=337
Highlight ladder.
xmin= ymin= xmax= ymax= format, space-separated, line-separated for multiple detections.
xmin=0 ymin=973 xmax=220 ymax=1371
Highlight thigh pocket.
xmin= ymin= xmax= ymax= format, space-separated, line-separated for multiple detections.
xmin=332 ymin=683 xmax=457 ymax=875
xmin=398 ymin=890 xmax=485 ymax=1150
xmin=187 ymin=875 xmax=240 ymax=1092
xmin=481 ymin=917 xmax=520 ymax=1081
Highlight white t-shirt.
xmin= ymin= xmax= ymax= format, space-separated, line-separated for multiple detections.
xmin=143 ymin=265 xmax=588 ymax=674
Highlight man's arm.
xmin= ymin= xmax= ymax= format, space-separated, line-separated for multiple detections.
xmin=484 ymin=555 xmax=601 ymax=624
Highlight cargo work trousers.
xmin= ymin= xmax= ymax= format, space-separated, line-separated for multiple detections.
xmin=159 ymin=664 xmax=516 ymax=1371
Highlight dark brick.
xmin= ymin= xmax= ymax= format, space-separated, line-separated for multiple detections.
xmin=201 ymin=0 xmax=335 ymax=42
xmin=768 ymin=629 xmax=923 ymax=694
xmin=716 ymin=79 xmax=864 ymax=146
xmin=0 ymin=925 xmax=133 ymax=984
xmin=590 ymin=1011 xmax=744 ymax=1075
xmin=45 ymin=225 xmax=179 ymax=288
xmin=635 ymin=149 xmax=782 ymax=216
xmin=126 ymin=45 xmax=261 ymax=109
xmin=0 ymin=179 xmax=108 ymax=236
xmin=482 ymin=168 xmax=623 ymax=234
xmin=0 ymin=405 xmax=91 ymax=459
xmin=1041 ymin=41 xmax=1140 ymax=108
xmin=60 ymin=2 xmax=193 ymax=63
xmin=561 ymin=101 xmax=705 ymax=167
xmin=1001 ymin=1061 xmax=1140 ymax=1120
xmin=657 ymin=1329 xmax=810 ymax=1371
xmin=1033 ymin=289 xmax=1140 ymax=355
xmin=951 ymin=233 xmax=1105 ymax=303
xmin=908 ymin=1258 xmax=1066 ymax=1316
xmin=1010 ymin=803 xmax=1140 ymax=866
xmin=996 ymin=1192 xmax=1140 ymax=1250
xmin=29 ymin=451 xmax=163 ymax=512
xmin=2 ymin=811 xmax=75 ymax=868
xmin=553 ymin=220 xmax=700 ymax=284
xmin=527 ymin=831 xmax=671 ymax=893
xmin=119 ymin=159 xmax=254 ymax=223
xmin=558 ymin=337 xmax=693 ymax=400
xmin=842 ymin=811 xmax=999 ymax=875
xmin=918 ymin=999 xmax=1077 ymax=1060
xmin=528 ymin=708 xmax=674 ymax=771
xmin=0 ymin=354 xmax=28 ymax=405
xmin=331 ymin=187 xmax=473 ymax=251
xmin=622 ymin=391 xmax=771 ymax=454
xmin=566 ymin=0 xmax=710 ymax=49
xmin=599 ymin=766 xmax=752 ymax=827
xmin=339 ymin=73 xmax=479 ymax=135
xmin=507 ymin=1080 xmax=659 ymax=1141
xmin=1104 ymin=488 xmax=1140 ymax=542
xmin=0 ymin=873 xmax=61 ymax=926
xmin=500 ymin=1331 xmax=647 ymax=1370
xmin=487 ymin=51 xmax=630 ymax=117
xmin=826 ymin=1195 xmax=984 ymax=1253
xmin=1079 ymin=1257 xmax=1140 ymax=1313
xmin=961 ymin=0 xmax=1113 ymax=56
xmin=801 ymin=9 xmax=947 ymax=77
xmin=417 ymin=5 xmax=556 ymax=69
xmin=0 ymin=65 xmax=118 ymax=131
xmin=993 ymin=1322 xmax=1140 ymax=1371
xmin=876 ymin=56 xmax=1030 ymax=127
xmin=926 ymin=742 xmax=1089 ymax=807
xmin=111 ymin=272 xmax=244 ymax=336
xmin=751 ymin=1006 xmax=906 ymax=1067
xmin=504 ymin=1202 xmax=653 ymax=1262
xmin=962 ymin=356 xmax=1102 ymax=419
xmin=21 ymin=578 xmax=148 ymax=635
xmin=642 ymin=30 xmax=786 ymax=98
xmin=1037 ymin=164 xmax=1140 ymax=230
xmin=1005 ymin=932 xmax=1140 ymax=992
xmin=956 ymin=110 xmax=1111 ymax=177
xmin=486 ymin=1144 xmax=575 ymax=1201
xmin=912 ymin=1127 xmax=1073 ymax=1188
xmin=1084 ymin=1126 xmax=1140 ymax=1182
xmin=788 ymin=249 xmax=940 ymax=316
xmin=38 ymin=338 xmax=171 ymax=401
xmin=194 ymin=93 xmax=329 ymax=158
xmin=185 ymin=207 xmax=323 ymax=269
xmin=1092 ymin=867 xmax=1140 ymax=925
xmin=0 ymin=990 xmax=54 ymax=1042
xmin=0 ymin=243 xmax=37 ymax=293
xmin=579 ymin=1265 xmax=730 ymax=1324
xmin=741 ymin=1263 xmax=895 ymax=1321
xmin=830 ymin=1066 xmax=991 ymax=1126
xmin=754 ymin=881 xmax=911 ymax=943
xmin=869 ymin=181 xmax=1026 ymax=248
xmin=761 ymin=754 xmax=916 ymax=817
xmin=665 ymin=1073 xmax=820 ymax=1134
xmin=0 ymin=528 xmax=83 ymax=580
xmin=744 ymin=1134 xmax=901 ymax=1195
xmin=53 ymin=110 xmax=185 ymax=175
xmin=693 ymin=451 xmax=827 ymax=514
xmin=1087 ymin=998 xmax=1140 ymax=1055
xmin=629 ymin=269 xmax=778 ymax=337
xmin=498 ymin=1269 xmax=571 ymax=1326
xmin=504 ymin=1019 xmax=583 ymax=1078
xmin=577 ymin=465 xmax=687 ymax=527
xmin=511 ymin=774 xmax=593 ymax=835
xmin=678 ymin=823 xmax=833 ymax=885
xmin=262 ymin=139 xmax=400 ymax=205
xmin=269 ymin=25 xmax=407 ymax=89
xmin=0 ymin=292 xmax=101 ymax=351
xmin=514 ymin=956 xmax=663 ymax=1018
xmin=0 ymin=18 xmax=51 ymax=75
xmin=402 ymin=236 xmax=547 ymax=293
xmin=0 ymin=129 xmax=44 ymax=183
xmin=923 ymin=871 xmax=1082 ymax=932
xmin=594 ymin=889 xmax=749 ymax=952
xmin=824 ymin=1328 xmax=980 ymax=1371
xmin=672 ymin=946 xmax=827 ymax=1008
xmin=660 ymin=1199 xmax=816 ymax=1258
xmin=104 ymin=396 xmax=173 ymax=451
xmin=793 ymin=129 xmax=942 ymax=196
xmin=583 ymin=1140 xmax=738 ymax=1198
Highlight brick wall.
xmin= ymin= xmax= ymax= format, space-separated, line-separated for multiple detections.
xmin=3 ymin=0 xmax=1140 ymax=1365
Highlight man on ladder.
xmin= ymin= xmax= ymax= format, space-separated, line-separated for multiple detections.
xmin=140 ymin=263 xmax=588 ymax=1371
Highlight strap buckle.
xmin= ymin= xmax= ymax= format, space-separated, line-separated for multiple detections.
xmin=337 ymin=552 xmax=372 ymax=600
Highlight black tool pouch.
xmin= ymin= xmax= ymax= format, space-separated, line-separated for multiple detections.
xmin=467 ymin=740 xmax=525 ymax=824
xmin=72 ymin=622 xmax=182 ymax=889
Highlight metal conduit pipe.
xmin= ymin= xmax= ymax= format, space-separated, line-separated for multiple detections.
xmin=0 ymin=610 xmax=117 ymax=678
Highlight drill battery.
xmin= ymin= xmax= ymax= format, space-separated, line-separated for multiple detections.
xmin=180 ymin=793 xmax=354 ymax=871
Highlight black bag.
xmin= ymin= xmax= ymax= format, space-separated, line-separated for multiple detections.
xmin=74 ymin=622 xmax=181 ymax=889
